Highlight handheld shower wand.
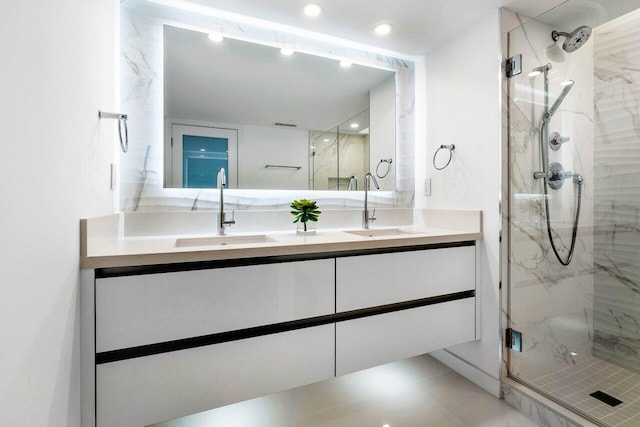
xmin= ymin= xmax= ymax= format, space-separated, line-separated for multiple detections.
xmin=548 ymin=80 xmax=574 ymax=118
xmin=531 ymin=65 xmax=583 ymax=266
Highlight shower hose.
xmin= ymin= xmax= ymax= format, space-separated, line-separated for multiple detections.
xmin=539 ymin=121 xmax=584 ymax=266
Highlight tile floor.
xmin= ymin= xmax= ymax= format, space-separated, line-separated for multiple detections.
xmin=153 ymin=355 xmax=539 ymax=426
xmin=530 ymin=356 xmax=640 ymax=427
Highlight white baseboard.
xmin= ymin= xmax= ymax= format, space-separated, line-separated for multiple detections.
xmin=430 ymin=349 xmax=501 ymax=397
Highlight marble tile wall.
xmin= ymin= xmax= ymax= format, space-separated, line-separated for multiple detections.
xmin=311 ymin=132 xmax=369 ymax=191
xmin=119 ymin=0 xmax=414 ymax=212
xmin=507 ymin=14 xmax=595 ymax=380
xmin=592 ymin=9 xmax=640 ymax=374
xmin=503 ymin=380 xmax=594 ymax=427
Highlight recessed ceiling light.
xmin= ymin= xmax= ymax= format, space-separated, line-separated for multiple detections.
xmin=339 ymin=60 xmax=352 ymax=68
xmin=350 ymin=123 xmax=359 ymax=128
xmin=207 ymin=32 xmax=224 ymax=42
xmin=374 ymin=23 xmax=392 ymax=35
xmin=199 ymin=148 xmax=206 ymax=152
xmin=280 ymin=47 xmax=295 ymax=56
xmin=323 ymin=138 xmax=330 ymax=142
xmin=303 ymin=3 xmax=323 ymax=17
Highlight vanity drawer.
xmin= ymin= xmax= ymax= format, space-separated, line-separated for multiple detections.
xmin=336 ymin=298 xmax=475 ymax=375
xmin=96 ymin=324 xmax=335 ymax=427
xmin=96 ymin=259 xmax=334 ymax=352
xmin=336 ymin=245 xmax=475 ymax=312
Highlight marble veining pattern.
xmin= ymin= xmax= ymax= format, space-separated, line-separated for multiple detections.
xmin=507 ymin=13 xmax=595 ymax=381
xmin=503 ymin=382 xmax=583 ymax=427
xmin=506 ymin=7 xmax=640 ymax=427
xmin=592 ymin=8 xmax=640 ymax=375
xmin=119 ymin=0 xmax=415 ymax=212
xmin=311 ymin=132 xmax=369 ymax=191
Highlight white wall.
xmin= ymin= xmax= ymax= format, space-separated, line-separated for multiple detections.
xmin=0 ymin=0 xmax=116 ymax=425
xmin=419 ymin=10 xmax=503 ymax=395
xmin=239 ymin=125 xmax=309 ymax=189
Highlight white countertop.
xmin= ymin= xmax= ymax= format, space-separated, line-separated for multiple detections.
xmin=80 ymin=209 xmax=482 ymax=269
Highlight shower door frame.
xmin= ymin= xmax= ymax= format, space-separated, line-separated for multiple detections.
xmin=500 ymin=8 xmax=608 ymax=427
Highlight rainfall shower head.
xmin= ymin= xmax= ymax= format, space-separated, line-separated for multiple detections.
xmin=552 ymin=26 xmax=592 ymax=52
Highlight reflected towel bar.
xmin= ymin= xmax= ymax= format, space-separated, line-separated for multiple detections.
xmin=265 ymin=164 xmax=302 ymax=170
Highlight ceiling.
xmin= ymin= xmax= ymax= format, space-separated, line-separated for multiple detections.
xmin=185 ymin=0 xmax=568 ymax=55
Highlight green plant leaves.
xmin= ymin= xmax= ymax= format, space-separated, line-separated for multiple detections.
xmin=290 ymin=199 xmax=321 ymax=223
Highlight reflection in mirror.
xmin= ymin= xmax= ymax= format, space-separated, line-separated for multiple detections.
xmin=119 ymin=0 xmax=415 ymax=212
xmin=311 ymin=109 xmax=371 ymax=191
xmin=163 ymin=25 xmax=396 ymax=191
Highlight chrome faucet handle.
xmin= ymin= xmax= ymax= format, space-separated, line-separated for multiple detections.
xmin=550 ymin=132 xmax=570 ymax=151
xmin=369 ymin=208 xmax=377 ymax=222
xmin=224 ymin=209 xmax=236 ymax=226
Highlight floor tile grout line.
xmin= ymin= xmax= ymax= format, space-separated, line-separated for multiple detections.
xmin=527 ymin=355 xmax=640 ymax=426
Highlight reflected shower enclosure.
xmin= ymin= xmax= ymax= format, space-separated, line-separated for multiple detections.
xmin=310 ymin=109 xmax=371 ymax=191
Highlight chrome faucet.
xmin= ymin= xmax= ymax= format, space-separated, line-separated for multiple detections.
xmin=217 ymin=168 xmax=235 ymax=235
xmin=363 ymin=172 xmax=379 ymax=229
xmin=347 ymin=175 xmax=358 ymax=191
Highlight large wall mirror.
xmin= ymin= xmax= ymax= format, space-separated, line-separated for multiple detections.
xmin=119 ymin=0 xmax=414 ymax=211
xmin=164 ymin=26 xmax=396 ymax=191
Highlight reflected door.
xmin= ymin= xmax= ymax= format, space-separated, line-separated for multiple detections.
xmin=171 ymin=125 xmax=238 ymax=188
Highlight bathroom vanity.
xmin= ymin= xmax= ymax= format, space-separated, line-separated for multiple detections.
xmin=80 ymin=209 xmax=481 ymax=427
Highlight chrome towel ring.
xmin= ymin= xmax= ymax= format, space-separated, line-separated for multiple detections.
xmin=376 ymin=158 xmax=393 ymax=178
xmin=433 ymin=144 xmax=455 ymax=170
xmin=99 ymin=111 xmax=129 ymax=153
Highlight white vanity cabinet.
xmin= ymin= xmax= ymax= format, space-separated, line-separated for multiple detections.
xmin=335 ymin=246 xmax=477 ymax=375
xmin=336 ymin=299 xmax=476 ymax=375
xmin=336 ymin=246 xmax=476 ymax=311
xmin=92 ymin=259 xmax=335 ymax=427
xmin=82 ymin=243 xmax=478 ymax=427
xmin=96 ymin=259 xmax=335 ymax=352
xmin=97 ymin=325 xmax=334 ymax=427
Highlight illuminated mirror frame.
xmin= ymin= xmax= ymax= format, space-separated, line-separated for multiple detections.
xmin=119 ymin=0 xmax=416 ymax=211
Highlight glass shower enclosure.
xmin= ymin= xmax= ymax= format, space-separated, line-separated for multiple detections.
xmin=505 ymin=2 xmax=640 ymax=426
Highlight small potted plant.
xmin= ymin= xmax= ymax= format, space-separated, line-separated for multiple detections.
xmin=290 ymin=199 xmax=321 ymax=235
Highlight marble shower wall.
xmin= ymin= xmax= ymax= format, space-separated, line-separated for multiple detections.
xmin=507 ymin=15 xmax=595 ymax=380
xmin=311 ymin=132 xmax=369 ymax=191
xmin=592 ymin=9 xmax=640 ymax=374
xmin=119 ymin=0 xmax=414 ymax=212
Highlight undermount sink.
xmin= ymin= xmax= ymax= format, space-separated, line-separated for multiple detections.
xmin=344 ymin=228 xmax=420 ymax=238
xmin=175 ymin=234 xmax=276 ymax=248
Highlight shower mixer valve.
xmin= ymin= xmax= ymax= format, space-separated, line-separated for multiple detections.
xmin=549 ymin=132 xmax=570 ymax=151
xmin=534 ymin=162 xmax=582 ymax=190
